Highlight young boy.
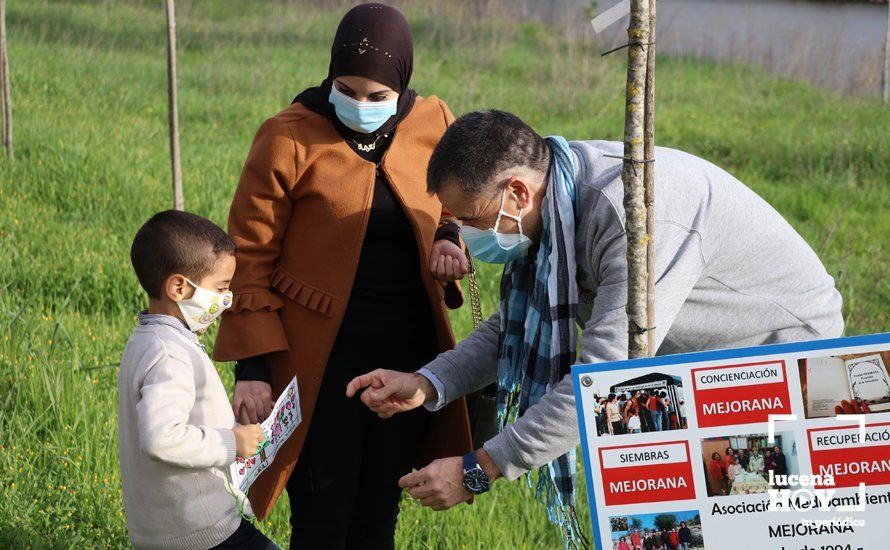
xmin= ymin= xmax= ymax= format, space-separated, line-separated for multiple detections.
xmin=118 ymin=210 xmax=276 ymax=549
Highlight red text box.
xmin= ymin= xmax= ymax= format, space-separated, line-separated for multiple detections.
xmin=808 ymin=422 xmax=890 ymax=488
xmin=598 ymin=441 xmax=696 ymax=505
xmin=691 ymin=360 xmax=792 ymax=428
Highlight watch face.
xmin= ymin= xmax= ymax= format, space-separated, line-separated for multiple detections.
xmin=464 ymin=467 xmax=490 ymax=494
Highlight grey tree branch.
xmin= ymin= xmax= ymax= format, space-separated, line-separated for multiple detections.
xmin=622 ymin=0 xmax=651 ymax=359
xmin=644 ymin=0 xmax=656 ymax=355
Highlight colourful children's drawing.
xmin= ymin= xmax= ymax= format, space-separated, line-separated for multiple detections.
xmin=229 ymin=376 xmax=301 ymax=492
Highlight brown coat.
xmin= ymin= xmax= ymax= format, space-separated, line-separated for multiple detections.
xmin=212 ymin=96 xmax=472 ymax=520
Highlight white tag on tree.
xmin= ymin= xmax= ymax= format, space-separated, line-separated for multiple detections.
xmin=590 ymin=0 xmax=631 ymax=35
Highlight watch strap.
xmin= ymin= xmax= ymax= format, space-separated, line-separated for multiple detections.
xmin=462 ymin=451 xmax=479 ymax=473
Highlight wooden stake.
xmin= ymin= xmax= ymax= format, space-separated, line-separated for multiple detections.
xmin=0 ymin=0 xmax=13 ymax=158
xmin=643 ymin=0 xmax=656 ymax=355
xmin=622 ymin=0 xmax=651 ymax=359
xmin=165 ymin=0 xmax=184 ymax=210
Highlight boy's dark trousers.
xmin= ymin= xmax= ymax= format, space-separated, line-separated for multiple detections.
xmin=211 ymin=519 xmax=279 ymax=550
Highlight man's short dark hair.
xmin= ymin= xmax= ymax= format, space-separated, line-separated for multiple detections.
xmin=130 ymin=210 xmax=236 ymax=300
xmin=427 ymin=110 xmax=550 ymax=197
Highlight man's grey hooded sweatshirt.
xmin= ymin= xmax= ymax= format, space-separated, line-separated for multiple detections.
xmin=420 ymin=140 xmax=843 ymax=480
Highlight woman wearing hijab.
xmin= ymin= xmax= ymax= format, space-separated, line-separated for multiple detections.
xmin=212 ymin=4 xmax=472 ymax=548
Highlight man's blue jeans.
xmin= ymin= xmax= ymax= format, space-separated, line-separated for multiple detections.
xmin=651 ymin=409 xmax=663 ymax=431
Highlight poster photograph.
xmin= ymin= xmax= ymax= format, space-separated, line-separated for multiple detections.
xmin=699 ymin=432 xmax=799 ymax=497
xmin=798 ymin=351 xmax=890 ymax=419
xmin=608 ymin=509 xmax=704 ymax=549
xmin=586 ymin=370 xmax=688 ymax=437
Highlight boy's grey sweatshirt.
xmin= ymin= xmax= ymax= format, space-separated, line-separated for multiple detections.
xmin=118 ymin=313 xmax=247 ymax=549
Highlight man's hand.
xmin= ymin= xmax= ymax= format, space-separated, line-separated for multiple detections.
xmin=430 ymin=239 xmax=468 ymax=282
xmin=233 ymin=424 xmax=264 ymax=458
xmin=233 ymin=380 xmax=273 ymax=424
xmin=400 ymin=451 xmax=502 ymax=511
xmin=346 ymin=369 xmax=434 ymax=418
xmin=399 ymin=457 xmax=471 ymax=511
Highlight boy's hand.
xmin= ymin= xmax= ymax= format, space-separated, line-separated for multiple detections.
xmin=233 ymin=424 xmax=265 ymax=458
xmin=233 ymin=381 xmax=273 ymax=424
xmin=430 ymin=240 xmax=468 ymax=282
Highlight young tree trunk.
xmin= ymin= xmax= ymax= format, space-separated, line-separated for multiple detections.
xmin=0 ymin=0 xmax=13 ymax=158
xmin=643 ymin=0 xmax=656 ymax=355
xmin=165 ymin=0 xmax=184 ymax=210
xmin=883 ymin=1 xmax=889 ymax=104
xmin=622 ymin=0 xmax=651 ymax=359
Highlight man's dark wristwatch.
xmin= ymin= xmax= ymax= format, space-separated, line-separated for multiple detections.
xmin=462 ymin=451 xmax=491 ymax=495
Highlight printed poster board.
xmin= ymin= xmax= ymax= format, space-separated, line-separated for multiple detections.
xmin=573 ymin=333 xmax=890 ymax=550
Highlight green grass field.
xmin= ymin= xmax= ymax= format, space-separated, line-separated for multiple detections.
xmin=0 ymin=0 xmax=888 ymax=548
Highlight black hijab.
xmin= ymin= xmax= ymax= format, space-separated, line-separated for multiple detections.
xmin=294 ymin=3 xmax=417 ymax=138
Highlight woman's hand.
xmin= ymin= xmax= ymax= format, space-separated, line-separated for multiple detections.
xmin=429 ymin=239 xmax=468 ymax=282
xmin=233 ymin=381 xmax=273 ymax=424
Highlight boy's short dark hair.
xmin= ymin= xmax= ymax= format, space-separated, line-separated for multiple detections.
xmin=426 ymin=110 xmax=550 ymax=197
xmin=130 ymin=210 xmax=236 ymax=300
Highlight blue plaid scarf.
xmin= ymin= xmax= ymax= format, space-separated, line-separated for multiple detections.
xmin=496 ymin=136 xmax=586 ymax=548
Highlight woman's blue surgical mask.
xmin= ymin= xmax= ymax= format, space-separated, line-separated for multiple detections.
xmin=328 ymin=86 xmax=398 ymax=134
xmin=460 ymin=187 xmax=533 ymax=264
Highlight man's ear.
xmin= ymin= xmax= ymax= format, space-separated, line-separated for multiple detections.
xmin=163 ymin=274 xmax=191 ymax=303
xmin=505 ymin=177 xmax=532 ymax=210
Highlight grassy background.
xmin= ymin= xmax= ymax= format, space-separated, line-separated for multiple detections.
xmin=0 ymin=0 xmax=888 ymax=547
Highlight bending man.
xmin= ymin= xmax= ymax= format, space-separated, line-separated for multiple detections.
xmin=346 ymin=110 xmax=843 ymax=538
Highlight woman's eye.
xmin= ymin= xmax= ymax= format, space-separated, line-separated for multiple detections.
xmin=371 ymin=94 xmax=389 ymax=102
